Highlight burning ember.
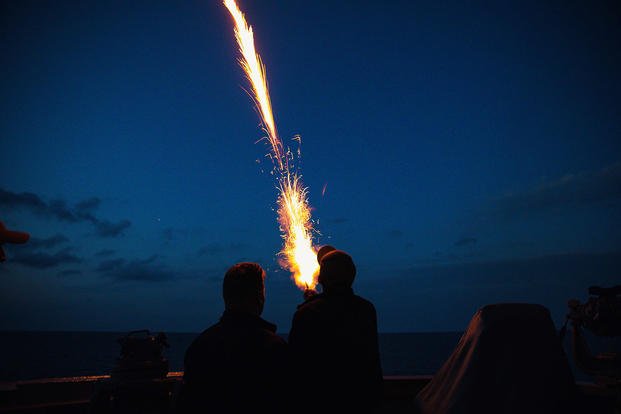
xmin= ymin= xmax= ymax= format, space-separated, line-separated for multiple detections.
xmin=223 ymin=0 xmax=319 ymax=289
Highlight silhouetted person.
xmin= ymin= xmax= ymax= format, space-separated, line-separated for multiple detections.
xmin=289 ymin=249 xmax=383 ymax=412
xmin=178 ymin=263 xmax=288 ymax=414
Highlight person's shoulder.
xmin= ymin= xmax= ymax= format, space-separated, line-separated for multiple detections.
xmin=197 ymin=322 xmax=223 ymax=340
xmin=353 ymin=294 xmax=377 ymax=313
xmin=255 ymin=320 xmax=287 ymax=349
xmin=186 ymin=323 xmax=222 ymax=354
xmin=295 ymin=292 xmax=326 ymax=313
xmin=264 ymin=330 xmax=287 ymax=347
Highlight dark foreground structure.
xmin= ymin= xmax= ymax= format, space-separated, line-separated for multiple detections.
xmin=0 ymin=371 xmax=616 ymax=413
xmin=416 ymin=303 xmax=578 ymax=413
xmin=1 ymin=303 xmax=619 ymax=413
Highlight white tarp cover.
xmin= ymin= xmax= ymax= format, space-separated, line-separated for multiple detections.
xmin=416 ymin=303 xmax=577 ymax=414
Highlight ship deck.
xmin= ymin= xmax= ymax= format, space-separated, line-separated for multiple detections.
xmin=0 ymin=373 xmax=617 ymax=413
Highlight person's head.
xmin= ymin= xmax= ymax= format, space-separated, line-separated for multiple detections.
xmin=318 ymin=250 xmax=356 ymax=291
xmin=223 ymin=262 xmax=266 ymax=315
xmin=316 ymin=245 xmax=336 ymax=264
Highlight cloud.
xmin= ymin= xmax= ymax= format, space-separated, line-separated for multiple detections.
xmin=197 ymin=242 xmax=248 ymax=257
xmin=75 ymin=197 xmax=101 ymax=213
xmin=94 ymin=249 xmax=116 ymax=257
xmin=27 ymin=234 xmax=70 ymax=250
xmin=95 ymin=219 xmax=131 ymax=238
xmin=454 ymin=237 xmax=477 ymax=247
xmin=12 ymin=248 xmax=82 ymax=269
xmin=0 ymin=188 xmax=131 ymax=238
xmin=48 ymin=199 xmax=80 ymax=222
xmin=74 ymin=197 xmax=101 ymax=222
xmin=7 ymin=232 xmax=81 ymax=269
xmin=0 ymin=189 xmax=48 ymax=214
xmin=96 ymin=258 xmax=126 ymax=272
xmin=358 ymin=251 xmax=621 ymax=332
xmin=402 ymin=251 xmax=621 ymax=285
xmin=96 ymin=255 xmax=174 ymax=282
xmin=56 ymin=269 xmax=82 ymax=277
xmin=492 ymin=162 xmax=621 ymax=217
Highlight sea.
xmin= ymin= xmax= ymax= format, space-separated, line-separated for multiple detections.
xmin=0 ymin=331 xmax=618 ymax=383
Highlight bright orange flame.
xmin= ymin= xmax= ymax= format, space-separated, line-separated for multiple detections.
xmin=277 ymin=173 xmax=319 ymax=289
xmin=224 ymin=0 xmax=319 ymax=289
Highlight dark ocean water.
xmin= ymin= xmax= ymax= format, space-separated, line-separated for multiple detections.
xmin=0 ymin=331 xmax=618 ymax=382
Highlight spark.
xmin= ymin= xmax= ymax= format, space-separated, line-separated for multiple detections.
xmin=223 ymin=0 xmax=284 ymax=171
xmin=224 ymin=0 xmax=319 ymax=289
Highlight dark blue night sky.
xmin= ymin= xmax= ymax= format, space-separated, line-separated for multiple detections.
xmin=1 ymin=0 xmax=620 ymax=333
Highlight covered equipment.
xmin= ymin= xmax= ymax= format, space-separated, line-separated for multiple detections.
xmin=416 ymin=303 xmax=577 ymax=414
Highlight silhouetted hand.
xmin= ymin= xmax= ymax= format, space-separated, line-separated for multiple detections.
xmin=303 ymin=288 xmax=318 ymax=300
xmin=0 ymin=221 xmax=29 ymax=263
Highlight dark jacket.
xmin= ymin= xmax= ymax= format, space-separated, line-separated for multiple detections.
xmin=289 ymin=287 xmax=383 ymax=411
xmin=178 ymin=310 xmax=288 ymax=414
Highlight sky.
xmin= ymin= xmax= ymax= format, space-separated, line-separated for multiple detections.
xmin=1 ymin=0 xmax=620 ymax=333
